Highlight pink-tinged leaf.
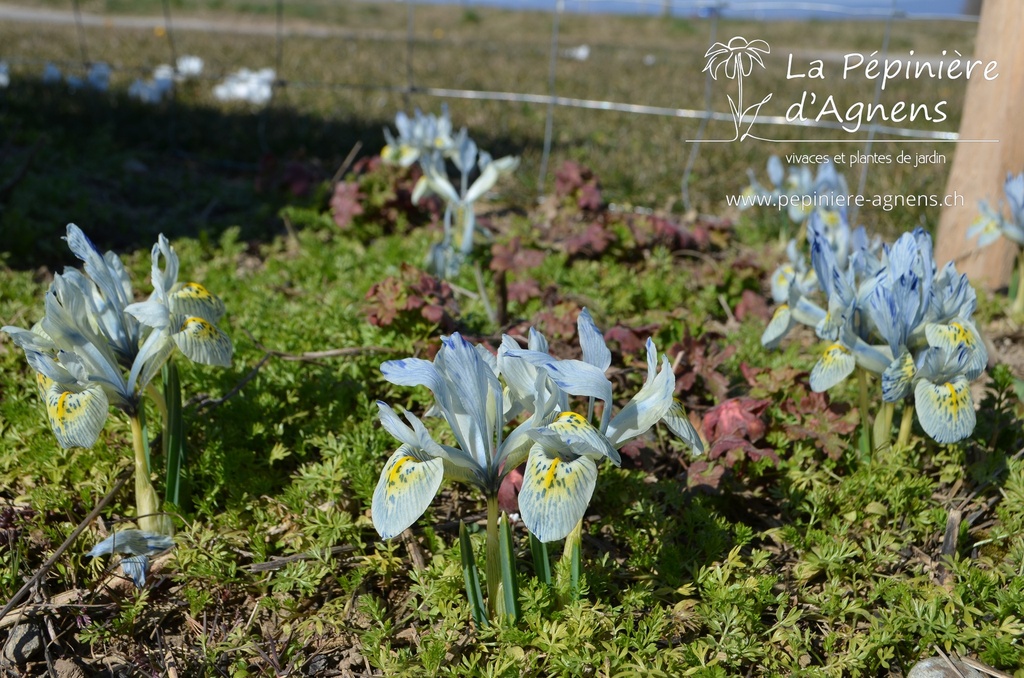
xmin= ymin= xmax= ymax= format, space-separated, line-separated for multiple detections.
xmin=364 ymin=264 xmax=458 ymax=331
xmin=780 ymin=390 xmax=858 ymax=460
xmin=636 ymin=216 xmax=706 ymax=251
xmin=702 ymin=397 xmax=771 ymax=444
xmin=554 ymin=160 xmax=602 ymax=210
xmin=330 ymin=181 xmax=365 ymax=229
xmin=554 ymin=160 xmax=587 ymax=198
xmin=420 ymin=304 xmax=444 ymax=324
xmin=671 ymin=333 xmax=736 ymax=401
xmin=508 ymin=280 xmax=541 ymax=304
xmin=686 ymin=459 xmax=725 ymax=491
xmin=603 ymin=326 xmax=647 ymax=355
xmin=734 ymin=289 xmax=770 ymax=322
xmin=563 ymin=222 xmax=614 ymax=257
xmin=578 ymin=183 xmax=603 ymax=211
xmin=490 ymin=238 xmax=546 ymax=274
xmin=498 ymin=464 xmax=525 ymax=515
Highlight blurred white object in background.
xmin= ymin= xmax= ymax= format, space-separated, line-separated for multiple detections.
xmin=561 ymin=44 xmax=590 ymax=62
xmin=212 ymin=67 xmax=275 ymax=105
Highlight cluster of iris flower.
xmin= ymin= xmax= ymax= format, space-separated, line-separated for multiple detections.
xmin=3 ymin=225 xmax=232 ymax=583
xmin=761 ymin=208 xmax=987 ymax=445
xmin=371 ymin=309 xmax=702 ymax=545
xmin=740 ymin=155 xmax=848 ymax=225
xmin=381 ymin=106 xmax=519 ymax=277
xmin=967 ymin=171 xmax=1024 ymax=313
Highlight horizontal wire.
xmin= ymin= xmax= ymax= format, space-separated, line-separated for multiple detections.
xmin=0 ymin=0 xmax=973 ymax=141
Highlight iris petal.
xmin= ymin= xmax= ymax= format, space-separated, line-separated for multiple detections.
xmin=171 ymin=315 xmax=233 ymax=367
xmin=881 ymin=349 xmax=915 ymax=402
xmin=45 ymin=381 xmax=109 ymax=449
xmin=577 ymin=308 xmax=611 ymax=372
xmin=167 ymin=282 xmax=226 ymax=324
xmin=661 ymin=399 xmax=704 ymax=455
xmin=924 ymin=320 xmax=987 ymax=381
xmin=533 ymin=411 xmax=620 ymax=465
xmin=914 ymin=377 xmax=975 ymax=444
xmin=371 ymin=445 xmax=445 ymax=540
xmin=120 ymin=555 xmax=150 ymax=587
xmin=761 ymin=304 xmax=794 ymax=349
xmin=809 ymin=343 xmax=856 ymax=392
xmin=518 ymin=445 xmax=598 ymax=543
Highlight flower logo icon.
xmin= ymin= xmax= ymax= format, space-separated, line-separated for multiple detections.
xmin=703 ymin=36 xmax=772 ymax=141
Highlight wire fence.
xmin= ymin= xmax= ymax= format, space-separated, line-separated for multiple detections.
xmin=0 ymin=0 xmax=979 ymax=211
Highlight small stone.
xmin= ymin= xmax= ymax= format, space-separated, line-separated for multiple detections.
xmin=905 ymin=657 xmax=984 ymax=678
xmin=306 ymin=654 xmax=329 ymax=675
xmin=54 ymin=657 xmax=88 ymax=678
xmin=2 ymin=622 xmax=44 ymax=665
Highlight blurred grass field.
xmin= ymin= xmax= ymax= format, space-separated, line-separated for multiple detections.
xmin=0 ymin=1 xmax=976 ymax=267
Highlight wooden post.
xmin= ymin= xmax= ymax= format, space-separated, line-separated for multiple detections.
xmin=934 ymin=0 xmax=1024 ymax=290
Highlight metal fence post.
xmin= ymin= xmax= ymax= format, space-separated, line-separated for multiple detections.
xmin=537 ymin=0 xmax=563 ymax=197
xmin=851 ymin=0 xmax=897 ymax=225
xmin=681 ymin=0 xmax=722 ymax=213
xmin=71 ymin=0 xmax=89 ymax=64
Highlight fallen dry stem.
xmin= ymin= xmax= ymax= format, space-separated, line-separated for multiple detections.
xmin=0 ymin=468 xmax=132 ymax=625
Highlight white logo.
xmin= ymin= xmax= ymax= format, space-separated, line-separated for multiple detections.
xmin=703 ymin=36 xmax=772 ymax=142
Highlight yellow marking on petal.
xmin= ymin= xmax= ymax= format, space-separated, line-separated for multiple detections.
xmin=36 ymin=372 xmax=54 ymax=399
xmin=542 ymin=456 xmax=560 ymax=490
xmin=56 ymin=392 xmax=70 ymax=422
xmin=43 ymin=383 xmax=109 ymax=449
xmin=555 ymin=411 xmax=587 ymax=428
xmin=372 ymin=448 xmax=444 ymax=540
xmin=822 ymin=343 xmax=850 ymax=363
xmin=173 ymin=282 xmax=214 ymax=300
xmin=387 ymin=455 xmax=417 ymax=487
xmin=943 ymin=382 xmax=966 ymax=417
xmin=950 ymin=322 xmax=971 ymax=345
xmin=180 ymin=316 xmax=218 ymax=338
xmin=772 ymin=303 xmax=789 ymax=319
xmin=915 ymin=377 xmax=975 ymax=444
xmin=820 ymin=209 xmax=840 ymax=228
xmin=928 ymin=321 xmax=973 ymax=349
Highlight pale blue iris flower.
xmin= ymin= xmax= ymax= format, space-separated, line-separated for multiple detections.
xmin=2 ymin=225 xmax=232 ymax=449
xmin=413 ymin=133 xmax=519 ymax=277
xmin=381 ymin=105 xmax=518 ymax=278
xmin=3 ymin=268 xmax=172 ymax=448
xmin=381 ymin=105 xmax=456 ymax=168
xmin=372 ymin=311 xmax=702 ymax=543
xmin=371 ymin=332 xmax=558 ymax=540
xmin=506 ymin=309 xmax=703 ymax=542
xmin=88 ymin=529 xmax=174 ymax=587
xmin=742 ymin=156 xmax=848 ymax=226
xmin=763 ymin=215 xmax=985 ymax=443
xmin=967 ymin=172 xmax=1024 ymax=248
xmin=125 ymin=234 xmax=233 ymax=367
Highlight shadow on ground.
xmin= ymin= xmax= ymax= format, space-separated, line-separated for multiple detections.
xmin=0 ymin=78 xmax=526 ymax=271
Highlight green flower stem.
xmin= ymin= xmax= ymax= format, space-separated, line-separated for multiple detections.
xmin=896 ymin=404 xmax=915 ymax=448
xmin=857 ymin=368 xmax=873 ymax=454
xmin=485 ymin=493 xmax=500 ymax=618
xmin=1013 ymin=249 xmax=1024 ymax=315
xmin=559 ymin=519 xmax=583 ymax=602
xmin=145 ymin=383 xmax=168 ymax=428
xmin=873 ymin=402 xmax=894 ymax=453
xmin=472 ymin=261 xmax=497 ymax=328
xmin=130 ymin=414 xmax=172 ymax=536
